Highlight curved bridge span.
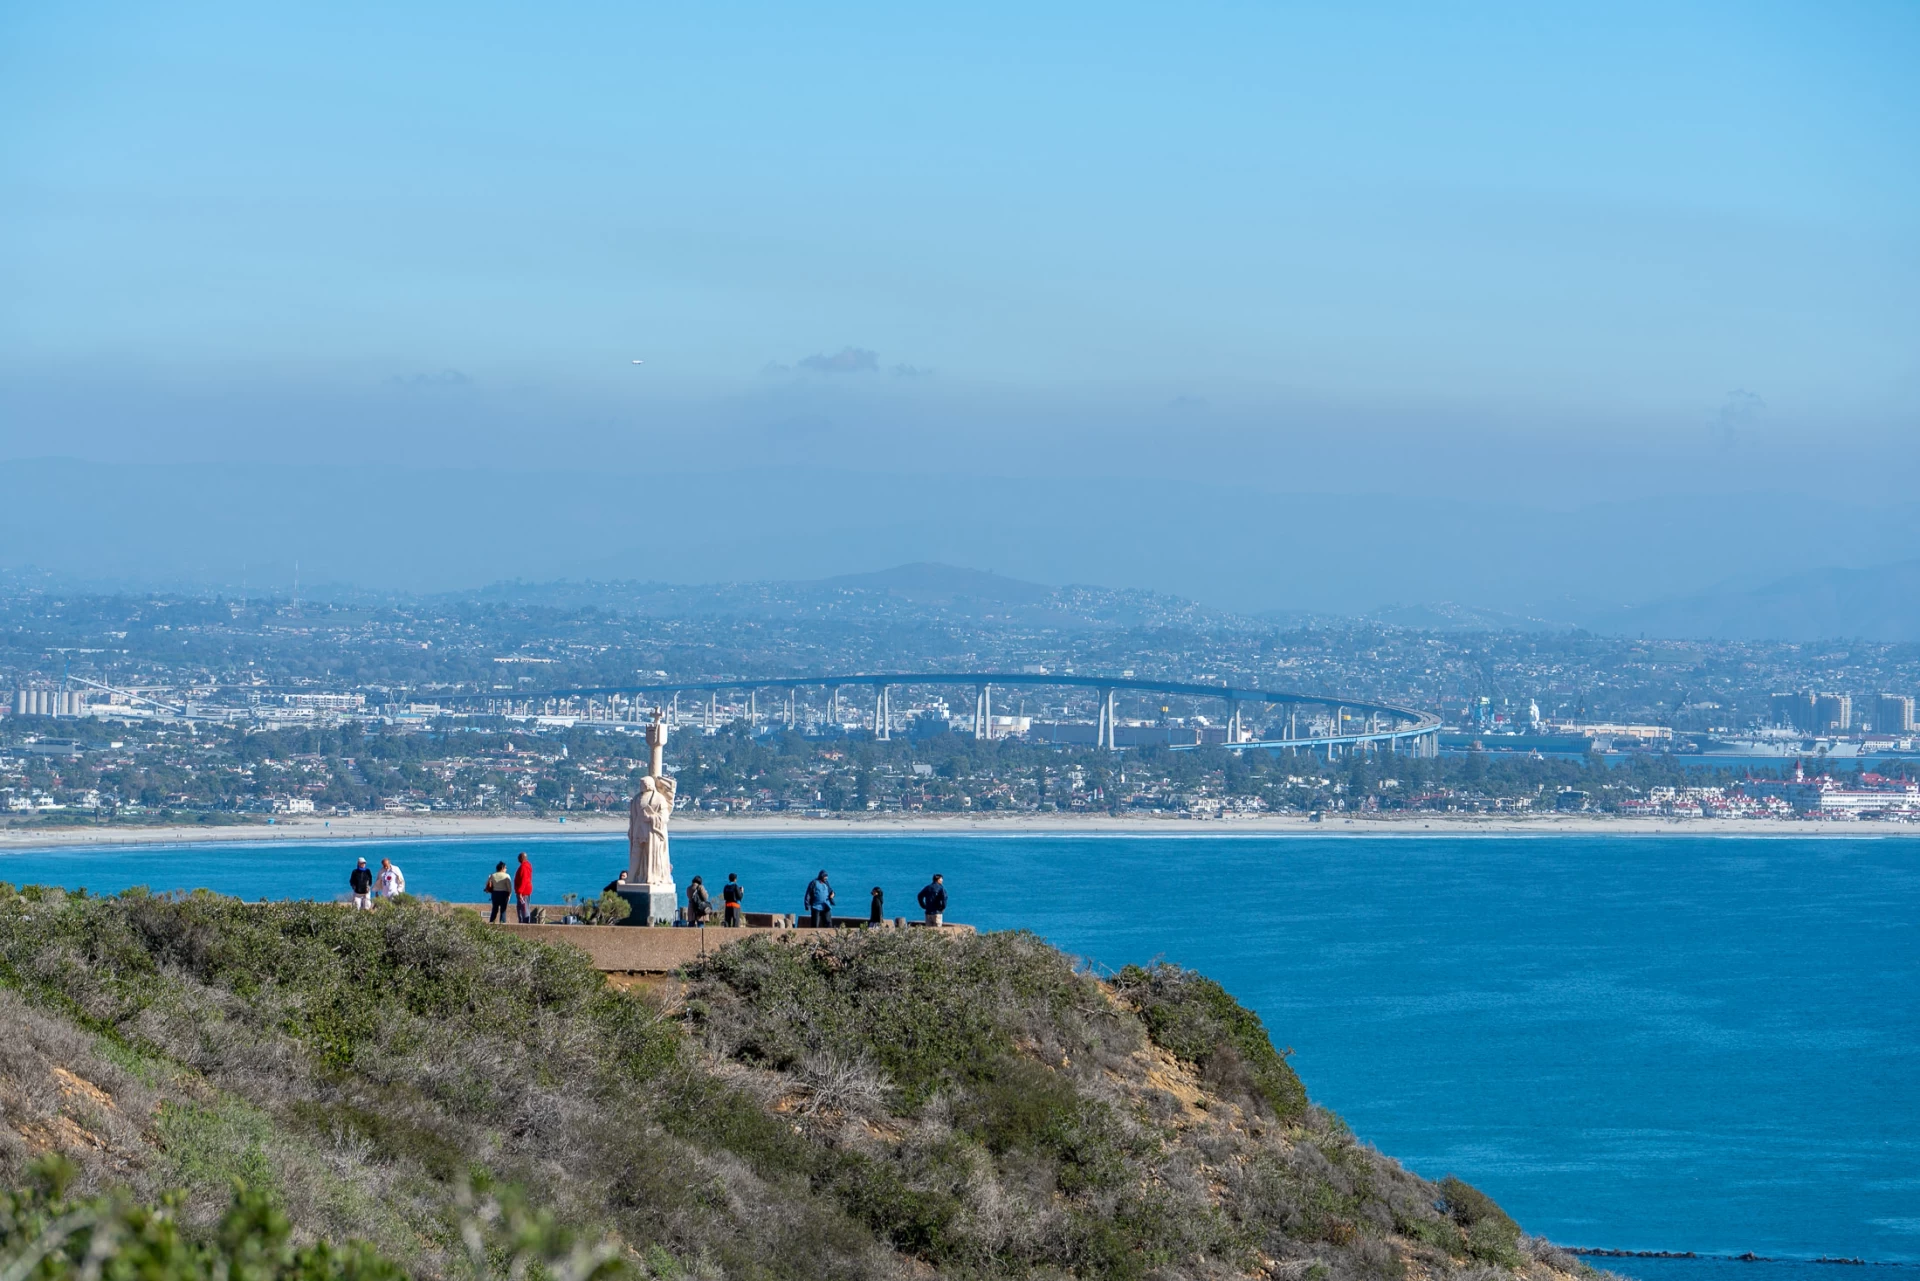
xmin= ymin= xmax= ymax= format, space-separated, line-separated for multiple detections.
xmin=457 ymin=672 xmax=1440 ymax=757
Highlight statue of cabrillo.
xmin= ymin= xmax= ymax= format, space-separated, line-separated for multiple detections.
xmin=617 ymin=713 xmax=677 ymax=925
xmin=627 ymin=774 xmax=675 ymax=884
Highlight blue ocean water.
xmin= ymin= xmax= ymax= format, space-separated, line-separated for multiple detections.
xmin=2 ymin=832 xmax=1915 ymax=1266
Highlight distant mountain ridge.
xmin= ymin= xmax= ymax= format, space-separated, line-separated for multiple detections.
xmin=456 ymin=562 xmax=1255 ymax=631
xmin=1362 ymin=560 xmax=1920 ymax=641
xmin=1590 ymin=559 xmax=1920 ymax=642
xmin=5 ymin=458 xmax=1919 ymax=622
xmin=818 ymin=561 xmax=1055 ymax=606
xmin=20 ymin=541 xmax=1919 ymax=643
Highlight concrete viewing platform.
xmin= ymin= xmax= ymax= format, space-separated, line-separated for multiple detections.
xmin=455 ymin=904 xmax=972 ymax=973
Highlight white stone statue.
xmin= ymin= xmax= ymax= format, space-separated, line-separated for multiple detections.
xmin=624 ymin=714 xmax=676 ymax=900
xmin=627 ymin=772 xmax=676 ymax=884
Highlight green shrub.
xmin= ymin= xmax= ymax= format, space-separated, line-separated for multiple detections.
xmin=1111 ymin=963 xmax=1308 ymax=1120
xmin=955 ymin=1055 xmax=1081 ymax=1154
xmin=1440 ymin=1175 xmax=1523 ymax=1265
xmin=0 ymin=1155 xmax=405 ymax=1281
xmin=953 ymin=1056 xmax=1131 ymax=1193
xmin=1399 ymin=1212 xmax=1464 ymax=1255
xmin=683 ymin=929 xmax=1101 ymax=1106
xmin=580 ymin=892 xmax=632 ymax=926
xmin=154 ymin=1099 xmax=277 ymax=1194
xmin=656 ymin=1070 xmax=817 ymax=1182
xmin=823 ymin=1151 xmax=965 ymax=1261
xmin=286 ymin=1098 xmax=469 ymax=1181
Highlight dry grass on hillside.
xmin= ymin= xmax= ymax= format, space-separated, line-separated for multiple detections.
xmin=0 ymin=887 xmax=1604 ymax=1281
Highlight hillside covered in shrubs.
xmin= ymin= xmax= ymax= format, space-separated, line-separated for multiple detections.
xmin=0 ymin=887 xmax=1601 ymax=1281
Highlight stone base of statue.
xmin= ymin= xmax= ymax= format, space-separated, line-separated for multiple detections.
xmin=616 ymin=879 xmax=677 ymax=927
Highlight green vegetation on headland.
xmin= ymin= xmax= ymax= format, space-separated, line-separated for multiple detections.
xmin=0 ymin=888 xmax=1602 ymax=1280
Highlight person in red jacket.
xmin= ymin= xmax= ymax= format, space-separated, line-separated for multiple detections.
xmin=513 ymin=851 xmax=534 ymax=923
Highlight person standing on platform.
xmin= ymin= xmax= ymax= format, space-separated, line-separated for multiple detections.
xmin=485 ymin=862 xmax=513 ymax=922
xmin=349 ymin=858 xmax=374 ymax=910
xmin=513 ymin=851 xmax=534 ymax=923
xmin=803 ymin=870 xmax=835 ymax=928
xmin=869 ymin=886 xmax=885 ymax=926
xmin=376 ymin=857 xmax=405 ymax=899
xmin=722 ymin=873 xmax=744 ymax=927
xmin=916 ymin=873 xmax=947 ymax=927
xmin=686 ymin=875 xmax=710 ymax=927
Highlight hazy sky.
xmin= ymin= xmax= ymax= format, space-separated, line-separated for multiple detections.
xmin=2 ymin=2 xmax=1917 ymax=599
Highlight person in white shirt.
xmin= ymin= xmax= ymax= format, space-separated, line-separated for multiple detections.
xmin=376 ymin=857 xmax=406 ymax=899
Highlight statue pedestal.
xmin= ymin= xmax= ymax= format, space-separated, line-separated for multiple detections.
xmin=616 ymin=879 xmax=677 ymax=926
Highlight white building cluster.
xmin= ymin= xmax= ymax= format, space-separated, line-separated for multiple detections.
xmin=9 ymin=687 xmax=89 ymax=717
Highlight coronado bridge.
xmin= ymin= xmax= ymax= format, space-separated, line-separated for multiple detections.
xmin=444 ymin=672 xmax=1440 ymax=757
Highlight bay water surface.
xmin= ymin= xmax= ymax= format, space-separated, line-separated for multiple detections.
xmin=3 ymin=832 xmax=1914 ymax=1276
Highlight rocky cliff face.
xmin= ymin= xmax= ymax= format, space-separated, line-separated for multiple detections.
xmin=0 ymin=888 xmax=1601 ymax=1281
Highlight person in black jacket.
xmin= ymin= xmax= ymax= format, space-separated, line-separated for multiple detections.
xmin=485 ymin=862 xmax=513 ymax=922
xmin=869 ymin=886 xmax=885 ymax=926
xmin=348 ymin=858 xmax=374 ymax=911
xmin=722 ymin=873 xmax=744 ymax=927
xmin=916 ymin=873 xmax=946 ymax=926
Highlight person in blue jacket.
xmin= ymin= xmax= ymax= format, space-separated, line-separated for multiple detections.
xmin=916 ymin=873 xmax=947 ymax=926
xmin=803 ymin=870 xmax=835 ymax=928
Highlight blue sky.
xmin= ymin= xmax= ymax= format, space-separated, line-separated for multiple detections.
xmin=2 ymin=2 xmax=1917 ymax=602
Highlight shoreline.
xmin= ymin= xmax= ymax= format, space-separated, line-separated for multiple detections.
xmin=5 ymin=810 xmax=1920 ymax=851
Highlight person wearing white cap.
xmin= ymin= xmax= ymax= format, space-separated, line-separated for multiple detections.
xmin=348 ymin=858 xmax=374 ymax=910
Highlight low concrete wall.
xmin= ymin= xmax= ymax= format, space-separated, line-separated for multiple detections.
xmin=499 ymin=922 xmax=783 ymax=972
xmin=465 ymin=907 xmax=972 ymax=973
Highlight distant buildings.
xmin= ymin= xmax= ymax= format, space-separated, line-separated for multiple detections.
xmin=1739 ymin=761 xmax=1920 ymax=817
xmin=1770 ymin=692 xmax=1816 ymax=732
xmin=284 ymin=692 xmax=366 ymax=711
xmin=1875 ymin=694 xmax=1916 ymax=734
xmin=7 ymin=688 xmax=88 ymax=718
xmin=1771 ymin=690 xmax=1914 ymax=734
xmin=1815 ymin=693 xmax=1852 ymax=734
xmin=1539 ymin=719 xmax=1672 ymax=742
xmin=1770 ymin=690 xmax=1849 ymax=733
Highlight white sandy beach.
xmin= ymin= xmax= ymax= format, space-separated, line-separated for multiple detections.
xmin=3 ymin=810 xmax=1918 ymax=850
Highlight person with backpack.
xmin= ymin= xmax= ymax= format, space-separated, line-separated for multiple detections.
xmin=803 ymin=870 xmax=835 ymax=928
xmin=485 ymin=862 xmax=513 ymax=923
xmin=348 ymin=858 xmax=374 ymax=910
xmin=513 ymin=851 xmax=534 ymax=923
xmin=721 ymin=873 xmax=744 ymax=927
xmin=686 ymin=875 xmax=710 ymax=927
xmin=916 ymin=873 xmax=947 ymax=926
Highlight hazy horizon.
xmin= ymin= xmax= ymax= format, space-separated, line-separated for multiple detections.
xmin=4 ymin=3 xmax=1916 ymax=623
